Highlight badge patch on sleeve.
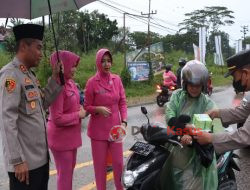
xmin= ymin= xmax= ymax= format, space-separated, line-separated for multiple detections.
xmin=30 ymin=101 xmax=36 ymax=109
xmin=19 ymin=65 xmax=27 ymax=73
xmin=24 ymin=78 xmax=32 ymax=84
xmin=5 ymin=78 xmax=16 ymax=93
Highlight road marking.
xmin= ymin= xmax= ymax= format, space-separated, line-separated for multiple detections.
xmin=49 ymin=150 xmax=131 ymax=177
xmin=79 ymin=172 xmax=114 ymax=190
xmin=49 ymin=160 xmax=94 ymax=175
xmin=78 ymin=150 xmax=132 ymax=190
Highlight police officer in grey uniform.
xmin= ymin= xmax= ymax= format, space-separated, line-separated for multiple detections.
xmin=194 ymin=49 xmax=250 ymax=154
xmin=0 ymin=24 xmax=62 ymax=190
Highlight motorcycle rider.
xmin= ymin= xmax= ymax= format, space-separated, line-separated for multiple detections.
xmin=163 ymin=64 xmax=177 ymax=87
xmin=176 ymin=58 xmax=187 ymax=88
xmin=158 ymin=60 xmax=218 ymax=190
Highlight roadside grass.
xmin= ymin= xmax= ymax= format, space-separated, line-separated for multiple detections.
xmin=0 ymin=51 xmax=232 ymax=99
xmin=0 ymin=52 xmax=11 ymax=69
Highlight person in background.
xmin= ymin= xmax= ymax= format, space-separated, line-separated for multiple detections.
xmin=176 ymin=58 xmax=187 ymax=88
xmin=163 ymin=64 xmax=177 ymax=87
xmin=84 ymin=48 xmax=127 ymax=190
xmin=0 ymin=24 xmax=62 ymax=190
xmin=163 ymin=64 xmax=177 ymax=88
xmin=47 ymin=50 xmax=87 ymax=190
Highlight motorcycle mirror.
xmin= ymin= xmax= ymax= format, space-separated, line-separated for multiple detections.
xmin=141 ymin=107 xmax=148 ymax=115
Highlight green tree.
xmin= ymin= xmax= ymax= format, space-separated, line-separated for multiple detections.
xmin=206 ymin=31 xmax=234 ymax=58
xmin=129 ymin=31 xmax=161 ymax=49
xmin=76 ymin=10 xmax=118 ymax=53
xmin=179 ymin=6 xmax=234 ymax=33
xmin=243 ymin=36 xmax=250 ymax=49
xmin=8 ymin=18 xmax=24 ymax=27
xmin=52 ymin=11 xmax=79 ymax=52
xmin=162 ymin=30 xmax=198 ymax=53
xmin=111 ymin=27 xmax=131 ymax=53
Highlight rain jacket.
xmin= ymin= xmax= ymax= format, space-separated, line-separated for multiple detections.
xmin=84 ymin=49 xmax=127 ymax=140
xmin=47 ymin=51 xmax=82 ymax=151
xmin=159 ymin=89 xmax=218 ymax=190
xmin=163 ymin=70 xmax=177 ymax=87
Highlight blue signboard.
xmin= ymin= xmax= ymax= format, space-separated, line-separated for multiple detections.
xmin=127 ymin=61 xmax=150 ymax=81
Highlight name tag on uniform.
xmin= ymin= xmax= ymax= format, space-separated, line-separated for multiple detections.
xmin=25 ymin=85 xmax=35 ymax=90
xmin=97 ymin=88 xmax=108 ymax=94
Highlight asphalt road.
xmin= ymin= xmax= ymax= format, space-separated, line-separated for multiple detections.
xmin=0 ymin=86 xmax=250 ymax=190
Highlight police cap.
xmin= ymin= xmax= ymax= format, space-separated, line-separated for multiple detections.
xmin=13 ymin=24 xmax=44 ymax=42
xmin=225 ymin=49 xmax=250 ymax=77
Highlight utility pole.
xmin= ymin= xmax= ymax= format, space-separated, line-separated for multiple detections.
xmin=123 ymin=13 xmax=147 ymax=66
xmin=241 ymin=25 xmax=249 ymax=50
xmin=123 ymin=12 xmax=126 ymax=67
xmin=241 ymin=25 xmax=249 ymax=40
xmin=141 ymin=0 xmax=157 ymax=82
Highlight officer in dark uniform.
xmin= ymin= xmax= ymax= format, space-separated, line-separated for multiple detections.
xmin=176 ymin=58 xmax=186 ymax=88
xmin=194 ymin=49 xmax=250 ymax=154
xmin=0 ymin=24 xmax=62 ymax=190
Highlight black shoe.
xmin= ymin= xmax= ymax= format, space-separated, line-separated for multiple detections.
xmin=106 ymin=166 xmax=113 ymax=172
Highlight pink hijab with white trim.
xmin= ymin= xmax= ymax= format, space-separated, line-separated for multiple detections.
xmin=50 ymin=50 xmax=80 ymax=81
xmin=95 ymin=48 xmax=113 ymax=81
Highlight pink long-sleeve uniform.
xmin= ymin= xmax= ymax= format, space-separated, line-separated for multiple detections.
xmin=163 ymin=70 xmax=177 ymax=87
xmin=47 ymin=51 xmax=82 ymax=151
xmin=84 ymin=51 xmax=127 ymax=140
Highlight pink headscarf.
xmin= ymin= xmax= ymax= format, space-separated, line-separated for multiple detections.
xmin=50 ymin=50 xmax=80 ymax=81
xmin=95 ymin=48 xmax=112 ymax=79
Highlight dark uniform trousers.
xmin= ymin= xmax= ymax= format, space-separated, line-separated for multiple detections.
xmin=8 ymin=163 xmax=49 ymax=190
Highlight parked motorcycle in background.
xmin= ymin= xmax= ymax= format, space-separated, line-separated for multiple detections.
xmin=207 ymin=72 xmax=213 ymax=96
xmin=156 ymin=84 xmax=176 ymax=107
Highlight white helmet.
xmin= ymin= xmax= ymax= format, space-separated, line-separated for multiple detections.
xmin=181 ymin=60 xmax=209 ymax=92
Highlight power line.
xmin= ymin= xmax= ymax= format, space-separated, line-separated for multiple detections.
xmin=103 ymin=0 xmax=141 ymax=14
xmin=98 ymin=0 xmax=177 ymax=33
xmin=126 ymin=13 xmax=172 ymax=33
xmin=151 ymin=18 xmax=178 ymax=32
xmin=152 ymin=17 xmax=179 ymax=28
xmin=103 ymin=0 xmax=179 ymax=29
xmin=241 ymin=25 xmax=249 ymax=40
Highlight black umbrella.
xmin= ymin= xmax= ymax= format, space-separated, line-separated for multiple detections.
xmin=0 ymin=0 xmax=96 ymax=84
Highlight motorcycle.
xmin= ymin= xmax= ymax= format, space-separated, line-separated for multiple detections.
xmin=156 ymin=84 xmax=176 ymax=107
xmin=207 ymin=72 xmax=213 ymax=96
xmin=122 ymin=107 xmax=239 ymax=190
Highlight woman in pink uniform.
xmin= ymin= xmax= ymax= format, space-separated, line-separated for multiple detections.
xmin=84 ymin=48 xmax=127 ymax=190
xmin=163 ymin=64 xmax=177 ymax=87
xmin=47 ymin=50 xmax=86 ymax=190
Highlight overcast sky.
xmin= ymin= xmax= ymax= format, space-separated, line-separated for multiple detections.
xmin=82 ymin=0 xmax=249 ymax=45
xmin=0 ymin=0 xmax=249 ymax=46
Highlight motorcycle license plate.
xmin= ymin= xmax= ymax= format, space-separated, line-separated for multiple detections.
xmin=130 ymin=142 xmax=155 ymax=156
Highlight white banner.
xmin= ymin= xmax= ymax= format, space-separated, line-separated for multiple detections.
xmin=193 ymin=43 xmax=200 ymax=61
xmin=246 ymin=44 xmax=250 ymax=50
xmin=235 ymin=40 xmax=243 ymax=53
xmin=214 ymin=35 xmax=224 ymax=66
xmin=199 ymin=27 xmax=207 ymax=64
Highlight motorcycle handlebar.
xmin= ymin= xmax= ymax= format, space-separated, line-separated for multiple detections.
xmin=168 ymin=138 xmax=183 ymax=149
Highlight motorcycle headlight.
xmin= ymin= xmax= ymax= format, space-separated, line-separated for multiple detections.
xmin=170 ymin=86 xmax=175 ymax=90
xmin=156 ymin=89 xmax=162 ymax=93
xmin=122 ymin=158 xmax=156 ymax=188
xmin=122 ymin=170 xmax=135 ymax=187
